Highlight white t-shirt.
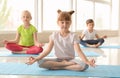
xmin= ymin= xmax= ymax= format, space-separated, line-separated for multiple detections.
xmin=82 ymin=29 xmax=97 ymax=40
xmin=50 ymin=32 xmax=80 ymax=59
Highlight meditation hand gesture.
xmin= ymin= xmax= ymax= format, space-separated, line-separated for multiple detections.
xmin=3 ymin=40 xmax=9 ymax=44
xmin=86 ymin=59 xmax=96 ymax=67
xmin=103 ymin=35 xmax=107 ymax=38
xmin=35 ymin=43 xmax=44 ymax=47
xmin=26 ymin=56 xmax=37 ymax=65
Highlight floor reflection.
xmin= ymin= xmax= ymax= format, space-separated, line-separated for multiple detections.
xmin=97 ymin=48 xmax=120 ymax=65
xmin=0 ymin=37 xmax=120 ymax=78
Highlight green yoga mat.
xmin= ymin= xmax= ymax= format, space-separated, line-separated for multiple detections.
xmin=0 ymin=62 xmax=120 ymax=77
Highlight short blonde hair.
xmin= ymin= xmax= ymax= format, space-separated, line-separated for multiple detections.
xmin=21 ymin=10 xmax=32 ymax=19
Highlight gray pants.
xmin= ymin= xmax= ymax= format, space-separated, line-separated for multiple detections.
xmin=37 ymin=57 xmax=89 ymax=71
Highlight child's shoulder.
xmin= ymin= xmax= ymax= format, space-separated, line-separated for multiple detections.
xmin=17 ymin=24 xmax=23 ymax=29
xmin=51 ymin=32 xmax=59 ymax=36
xmin=18 ymin=24 xmax=23 ymax=27
xmin=30 ymin=24 xmax=35 ymax=27
xmin=69 ymin=32 xmax=78 ymax=37
xmin=70 ymin=32 xmax=76 ymax=35
xmin=93 ymin=29 xmax=97 ymax=32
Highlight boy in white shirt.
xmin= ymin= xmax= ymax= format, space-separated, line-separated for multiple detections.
xmin=80 ymin=19 xmax=107 ymax=48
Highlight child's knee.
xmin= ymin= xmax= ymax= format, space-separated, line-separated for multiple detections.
xmin=80 ymin=40 xmax=87 ymax=47
xmin=5 ymin=43 xmax=23 ymax=51
xmin=78 ymin=61 xmax=89 ymax=71
xmin=37 ymin=59 xmax=45 ymax=68
xmin=81 ymin=64 xmax=89 ymax=71
xmin=99 ymin=38 xmax=104 ymax=44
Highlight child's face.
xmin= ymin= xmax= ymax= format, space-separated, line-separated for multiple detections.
xmin=21 ymin=12 xmax=32 ymax=24
xmin=87 ymin=22 xmax=94 ymax=30
xmin=58 ymin=20 xmax=71 ymax=31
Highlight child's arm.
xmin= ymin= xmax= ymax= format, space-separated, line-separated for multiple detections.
xmin=35 ymin=38 xmax=54 ymax=60
xmin=102 ymin=35 xmax=107 ymax=38
xmin=95 ymin=34 xmax=107 ymax=39
xmin=33 ymin=32 xmax=43 ymax=47
xmin=95 ymin=34 xmax=100 ymax=39
xmin=80 ymin=30 xmax=86 ymax=40
xmin=26 ymin=37 xmax=54 ymax=65
xmin=3 ymin=31 xmax=20 ymax=44
xmin=74 ymin=43 xmax=96 ymax=67
xmin=80 ymin=33 xmax=85 ymax=40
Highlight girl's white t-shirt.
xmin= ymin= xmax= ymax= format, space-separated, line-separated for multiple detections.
xmin=50 ymin=32 xmax=80 ymax=59
xmin=82 ymin=29 xmax=97 ymax=40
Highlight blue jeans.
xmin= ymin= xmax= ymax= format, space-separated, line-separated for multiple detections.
xmin=80 ymin=38 xmax=104 ymax=47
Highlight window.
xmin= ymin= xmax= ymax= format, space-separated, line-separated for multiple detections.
xmin=0 ymin=0 xmax=118 ymax=32
xmin=42 ymin=0 xmax=71 ymax=31
xmin=76 ymin=0 xmax=111 ymax=30
xmin=0 ymin=0 xmax=34 ymax=31
xmin=95 ymin=2 xmax=111 ymax=29
xmin=76 ymin=0 xmax=94 ymax=30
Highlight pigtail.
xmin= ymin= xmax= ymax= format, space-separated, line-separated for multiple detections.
xmin=57 ymin=9 xmax=62 ymax=14
xmin=69 ymin=11 xmax=74 ymax=15
xmin=57 ymin=9 xmax=75 ymax=21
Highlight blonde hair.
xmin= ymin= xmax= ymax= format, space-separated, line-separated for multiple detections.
xmin=57 ymin=9 xmax=74 ymax=22
xmin=21 ymin=10 xmax=32 ymax=19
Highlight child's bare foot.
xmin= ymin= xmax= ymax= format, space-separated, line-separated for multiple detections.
xmin=87 ymin=44 xmax=96 ymax=48
xmin=87 ymin=44 xmax=100 ymax=48
xmin=39 ymin=43 xmax=44 ymax=47
xmin=23 ymin=48 xmax=29 ymax=50
xmin=95 ymin=43 xmax=101 ymax=48
xmin=62 ymin=60 xmax=75 ymax=66
xmin=90 ymin=45 xmax=96 ymax=48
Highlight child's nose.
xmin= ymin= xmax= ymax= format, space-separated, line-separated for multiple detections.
xmin=63 ymin=22 xmax=67 ymax=25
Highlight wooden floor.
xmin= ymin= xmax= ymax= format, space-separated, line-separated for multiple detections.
xmin=0 ymin=36 xmax=120 ymax=78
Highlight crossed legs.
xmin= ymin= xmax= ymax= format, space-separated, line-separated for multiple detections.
xmin=37 ymin=58 xmax=89 ymax=71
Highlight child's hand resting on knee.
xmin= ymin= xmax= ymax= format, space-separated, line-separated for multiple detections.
xmin=26 ymin=56 xmax=37 ymax=65
xmin=86 ymin=59 xmax=96 ymax=67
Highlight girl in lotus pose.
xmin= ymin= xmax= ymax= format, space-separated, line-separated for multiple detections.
xmin=3 ymin=10 xmax=43 ymax=54
xmin=26 ymin=9 xmax=95 ymax=71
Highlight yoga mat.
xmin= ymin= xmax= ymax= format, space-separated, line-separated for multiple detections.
xmin=0 ymin=50 xmax=100 ymax=57
xmin=80 ymin=44 xmax=120 ymax=49
xmin=0 ymin=62 xmax=120 ymax=77
xmin=99 ymin=45 xmax=120 ymax=49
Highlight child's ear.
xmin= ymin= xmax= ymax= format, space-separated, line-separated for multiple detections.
xmin=69 ymin=10 xmax=74 ymax=15
xmin=57 ymin=9 xmax=62 ymax=14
